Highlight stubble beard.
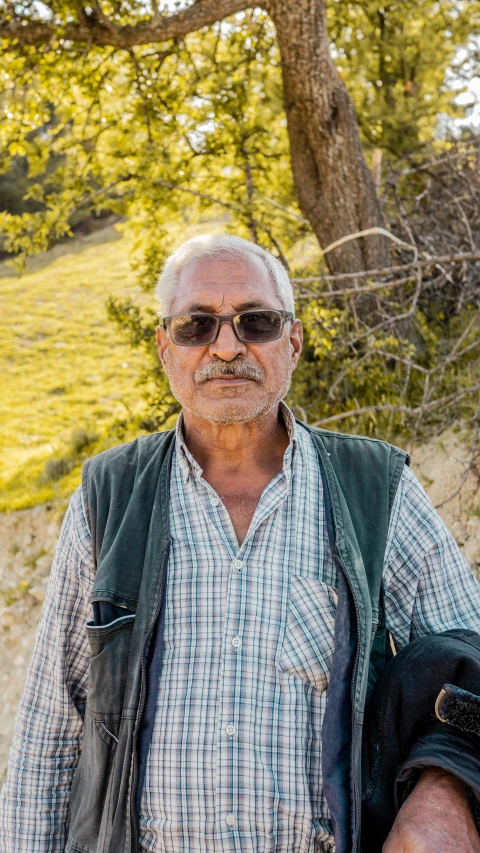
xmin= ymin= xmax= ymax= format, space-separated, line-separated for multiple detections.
xmin=166 ymin=354 xmax=293 ymax=426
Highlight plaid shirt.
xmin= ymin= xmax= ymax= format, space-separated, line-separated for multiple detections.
xmin=1 ymin=403 xmax=480 ymax=853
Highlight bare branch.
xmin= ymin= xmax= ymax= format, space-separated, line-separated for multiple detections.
xmin=294 ymin=274 xmax=415 ymax=299
xmin=290 ymin=252 xmax=480 ymax=285
xmin=320 ymin=226 xmax=417 ymax=260
xmin=400 ymin=138 xmax=480 ymax=176
xmin=312 ymin=383 xmax=480 ymax=427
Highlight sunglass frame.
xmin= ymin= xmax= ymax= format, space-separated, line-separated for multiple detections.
xmin=161 ymin=309 xmax=294 ymax=346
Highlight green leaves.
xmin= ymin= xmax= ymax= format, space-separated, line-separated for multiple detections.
xmin=327 ymin=0 xmax=480 ymax=157
xmin=1 ymin=2 xmax=479 ymax=442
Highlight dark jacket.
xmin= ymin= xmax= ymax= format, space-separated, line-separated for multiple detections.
xmin=362 ymin=629 xmax=480 ymax=851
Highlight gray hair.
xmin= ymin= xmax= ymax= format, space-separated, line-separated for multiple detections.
xmin=155 ymin=234 xmax=295 ymax=317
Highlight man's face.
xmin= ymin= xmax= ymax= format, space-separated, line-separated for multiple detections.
xmin=156 ymin=254 xmax=303 ymax=425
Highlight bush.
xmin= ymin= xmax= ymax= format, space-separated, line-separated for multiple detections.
xmin=43 ymin=457 xmax=73 ymax=482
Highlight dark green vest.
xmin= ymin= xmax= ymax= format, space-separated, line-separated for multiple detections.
xmin=66 ymin=423 xmax=407 ymax=853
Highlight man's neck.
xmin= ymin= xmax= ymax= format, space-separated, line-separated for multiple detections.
xmin=180 ymin=404 xmax=290 ymax=478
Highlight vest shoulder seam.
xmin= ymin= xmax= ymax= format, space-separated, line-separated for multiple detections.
xmin=84 ymin=429 xmax=175 ymax=471
xmin=301 ymin=423 xmax=406 ymax=455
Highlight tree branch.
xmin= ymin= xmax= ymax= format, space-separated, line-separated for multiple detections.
xmin=290 ymin=252 xmax=480 ymax=285
xmin=294 ymin=274 xmax=415 ymax=299
xmin=312 ymin=383 xmax=480 ymax=427
xmin=0 ymin=0 xmax=249 ymax=47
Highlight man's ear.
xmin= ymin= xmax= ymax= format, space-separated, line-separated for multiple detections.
xmin=156 ymin=325 xmax=169 ymax=371
xmin=290 ymin=318 xmax=303 ymax=368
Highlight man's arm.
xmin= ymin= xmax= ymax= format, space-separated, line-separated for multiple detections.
xmin=381 ymin=466 xmax=480 ymax=852
xmin=384 ymin=767 xmax=480 ymax=852
xmin=0 ymin=487 xmax=94 ymax=852
xmin=384 ymin=463 xmax=480 ymax=647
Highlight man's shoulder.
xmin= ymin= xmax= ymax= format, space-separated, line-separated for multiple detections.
xmin=299 ymin=421 xmax=408 ymax=460
xmin=83 ymin=429 xmax=176 ymax=482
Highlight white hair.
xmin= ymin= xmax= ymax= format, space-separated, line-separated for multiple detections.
xmin=155 ymin=234 xmax=295 ymax=317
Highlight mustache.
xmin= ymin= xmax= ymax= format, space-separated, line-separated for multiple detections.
xmin=194 ymin=360 xmax=265 ymax=384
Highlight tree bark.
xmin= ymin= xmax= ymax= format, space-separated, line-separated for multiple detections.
xmin=266 ymin=0 xmax=391 ymax=274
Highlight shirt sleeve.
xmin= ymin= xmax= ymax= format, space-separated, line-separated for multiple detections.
xmin=383 ymin=465 xmax=480 ymax=650
xmin=0 ymin=486 xmax=95 ymax=853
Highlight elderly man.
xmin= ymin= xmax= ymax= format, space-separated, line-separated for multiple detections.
xmin=1 ymin=234 xmax=480 ymax=853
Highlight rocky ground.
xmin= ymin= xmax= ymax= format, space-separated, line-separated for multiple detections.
xmin=0 ymin=430 xmax=479 ymax=781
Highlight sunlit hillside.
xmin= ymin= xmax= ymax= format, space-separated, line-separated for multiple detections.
xmin=0 ymin=224 xmax=155 ymax=511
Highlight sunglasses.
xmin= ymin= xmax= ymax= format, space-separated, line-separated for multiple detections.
xmin=161 ymin=309 xmax=294 ymax=347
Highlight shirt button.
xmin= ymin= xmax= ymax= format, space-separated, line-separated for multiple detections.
xmin=233 ymin=559 xmax=243 ymax=570
xmin=225 ymin=813 xmax=235 ymax=826
xmin=211 ymin=496 xmax=220 ymax=506
xmin=226 ymin=723 xmax=235 ymax=735
xmin=232 ymin=636 xmax=241 ymax=648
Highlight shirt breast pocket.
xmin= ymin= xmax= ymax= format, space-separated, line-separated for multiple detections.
xmin=277 ymin=576 xmax=338 ymax=694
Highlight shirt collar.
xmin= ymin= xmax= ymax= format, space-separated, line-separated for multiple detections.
xmin=175 ymin=401 xmax=299 ymax=485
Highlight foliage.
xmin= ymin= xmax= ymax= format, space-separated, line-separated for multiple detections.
xmin=289 ymin=139 xmax=480 ymax=440
xmin=328 ymin=0 xmax=480 ymax=157
xmin=1 ymin=3 xmax=478 ymax=264
xmin=3 ymin=579 xmax=31 ymax=607
xmin=0 ymin=1 xmax=480 ymax=508
xmin=0 ymin=11 xmax=305 ymax=272
xmin=106 ymin=294 xmax=179 ymax=430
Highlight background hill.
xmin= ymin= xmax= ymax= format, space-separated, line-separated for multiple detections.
xmin=0 ymin=222 xmax=155 ymax=512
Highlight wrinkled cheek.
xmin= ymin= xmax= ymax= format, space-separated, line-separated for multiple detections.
xmin=270 ymin=357 xmax=294 ymax=397
xmin=166 ymin=363 xmax=195 ymax=405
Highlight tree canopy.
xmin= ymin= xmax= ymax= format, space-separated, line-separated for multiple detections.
xmin=1 ymin=0 xmax=480 ymax=449
xmin=0 ymin=2 xmax=478 ymax=260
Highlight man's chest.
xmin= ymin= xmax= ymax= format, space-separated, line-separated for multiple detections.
xmin=216 ymin=489 xmax=264 ymax=546
xmin=166 ymin=451 xmax=339 ymax=683
xmin=164 ymin=500 xmax=339 ymax=697
xmin=169 ymin=439 xmax=338 ymax=586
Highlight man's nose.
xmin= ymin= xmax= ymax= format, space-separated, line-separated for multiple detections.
xmin=208 ymin=320 xmax=247 ymax=361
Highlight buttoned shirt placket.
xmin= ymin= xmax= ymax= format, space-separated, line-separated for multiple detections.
xmin=176 ymin=414 xmax=297 ymax=849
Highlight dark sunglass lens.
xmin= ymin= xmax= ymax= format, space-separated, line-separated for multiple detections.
xmin=171 ymin=314 xmax=218 ymax=345
xmin=237 ymin=311 xmax=282 ymax=342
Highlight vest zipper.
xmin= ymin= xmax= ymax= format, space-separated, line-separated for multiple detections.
xmin=350 ymin=596 xmax=361 ymax=853
xmin=129 ymin=544 xmax=171 ymax=853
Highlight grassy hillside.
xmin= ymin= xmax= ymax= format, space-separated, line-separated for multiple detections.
xmin=0 ymin=225 xmax=156 ymax=511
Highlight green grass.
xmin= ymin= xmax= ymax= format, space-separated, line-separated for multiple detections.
xmin=0 ymin=224 xmax=154 ymax=511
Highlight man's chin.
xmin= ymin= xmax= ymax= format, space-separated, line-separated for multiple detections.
xmin=187 ymin=396 xmax=276 ymax=426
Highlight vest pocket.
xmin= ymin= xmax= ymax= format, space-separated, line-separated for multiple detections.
xmin=85 ymin=613 xmax=136 ymax=716
xmin=68 ymin=713 xmax=119 ymax=853
xmin=67 ymin=615 xmax=136 ymax=852
xmin=98 ymin=721 xmax=119 ymax=747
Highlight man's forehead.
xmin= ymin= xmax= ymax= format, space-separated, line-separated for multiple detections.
xmin=173 ymin=254 xmax=281 ymax=310
xmin=178 ymin=253 xmax=269 ymax=283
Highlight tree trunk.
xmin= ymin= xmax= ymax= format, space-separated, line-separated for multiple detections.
xmin=266 ymin=0 xmax=391 ymax=274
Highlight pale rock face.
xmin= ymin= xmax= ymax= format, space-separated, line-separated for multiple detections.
xmin=0 ymin=430 xmax=478 ymax=780
xmin=410 ymin=430 xmax=480 ymax=574
xmin=0 ymin=503 xmax=63 ymax=782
